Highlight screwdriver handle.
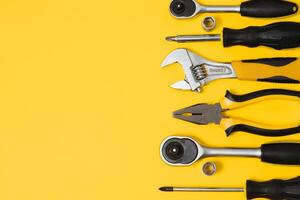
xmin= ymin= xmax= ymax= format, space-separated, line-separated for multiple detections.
xmin=240 ymin=0 xmax=297 ymax=18
xmin=261 ymin=143 xmax=300 ymax=165
xmin=223 ymin=22 xmax=300 ymax=49
xmin=247 ymin=176 xmax=300 ymax=200
xmin=232 ymin=57 xmax=300 ymax=83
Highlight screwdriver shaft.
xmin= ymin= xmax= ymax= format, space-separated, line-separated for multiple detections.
xmin=173 ymin=187 xmax=244 ymax=192
xmin=160 ymin=187 xmax=244 ymax=192
xmin=166 ymin=35 xmax=221 ymax=42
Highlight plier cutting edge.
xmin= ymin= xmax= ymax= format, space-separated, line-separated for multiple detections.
xmin=173 ymin=89 xmax=300 ymax=137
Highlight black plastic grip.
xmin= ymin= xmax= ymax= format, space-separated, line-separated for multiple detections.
xmin=223 ymin=22 xmax=300 ymax=49
xmin=225 ymin=89 xmax=300 ymax=103
xmin=240 ymin=0 xmax=298 ymax=18
xmin=261 ymin=143 xmax=300 ymax=165
xmin=246 ymin=177 xmax=300 ymax=200
xmin=225 ymin=124 xmax=300 ymax=137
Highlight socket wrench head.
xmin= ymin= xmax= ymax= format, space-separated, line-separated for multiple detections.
xmin=160 ymin=136 xmax=204 ymax=166
xmin=170 ymin=0 xmax=199 ymax=18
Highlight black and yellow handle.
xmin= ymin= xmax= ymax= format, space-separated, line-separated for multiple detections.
xmin=221 ymin=118 xmax=300 ymax=137
xmin=232 ymin=58 xmax=300 ymax=83
xmin=220 ymin=89 xmax=300 ymax=137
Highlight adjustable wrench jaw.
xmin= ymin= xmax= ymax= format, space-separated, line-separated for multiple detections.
xmin=161 ymin=49 xmax=236 ymax=92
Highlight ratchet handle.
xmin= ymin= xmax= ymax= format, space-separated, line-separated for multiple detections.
xmin=246 ymin=176 xmax=300 ymax=200
xmin=232 ymin=57 xmax=300 ymax=83
xmin=261 ymin=143 xmax=300 ymax=165
xmin=240 ymin=0 xmax=298 ymax=18
xmin=223 ymin=22 xmax=300 ymax=49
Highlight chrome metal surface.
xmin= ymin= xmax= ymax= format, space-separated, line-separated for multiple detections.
xmin=173 ymin=187 xmax=244 ymax=192
xmin=203 ymin=147 xmax=262 ymax=158
xmin=161 ymin=49 xmax=236 ymax=92
xmin=160 ymin=136 xmax=262 ymax=166
xmin=174 ymin=0 xmax=240 ymax=18
xmin=166 ymin=34 xmax=221 ymax=42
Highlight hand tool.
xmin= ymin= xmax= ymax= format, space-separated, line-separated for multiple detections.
xmin=166 ymin=22 xmax=300 ymax=50
xmin=170 ymin=0 xmax=298 ymax=19
xmin=201 ymin=16 xmax=216 ymax=31
xmin=161 ymin=49 xmax=300 ymax=92
xmin=202 ymin=161 xmax=217 ymax=176
xmin=160 ymin=136 xmax=300 ymax=166
xmin=173 ymin=89 xmax=300 ymax=137
xmin=159 ymin=176 xmax=300 ymax=200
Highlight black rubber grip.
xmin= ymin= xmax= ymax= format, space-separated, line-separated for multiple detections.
xmin=257 ymin=76 xmax=299 ymax=83
xmin=261 ymin=143 xmax=300 ymax=165
xmin=240 ymin=0 xmax=298 ymax=18
xmin=223 ymin=22 xmax=300 ymax=49
xmin=225 ymin=124 xmax=300 ymax=137
xmin=225 ymin=89 xmax=300 ymax=103
xmin=242 ymin=57 xmax=297 ymax=66
xmin=246 ymin=177 xmax=300 ymax=200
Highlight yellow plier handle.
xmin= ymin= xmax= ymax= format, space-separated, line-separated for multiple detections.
xmin=232 ymin=58 xmax=300 ymax=83
xmin=220 ymin=89 xmax=300 ymax=137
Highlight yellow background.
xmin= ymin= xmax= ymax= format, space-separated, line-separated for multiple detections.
xmin=0 ymin=0 xmax=300 ymax=199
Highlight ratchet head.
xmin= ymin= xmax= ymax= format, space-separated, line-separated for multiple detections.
xmin=160 ymin=136 xmax=204 ymax=166
xmin=170 ymin=0 xmax=199 ymax=18
xmin=161 ymin=49 xmax=236 ymax=92
xmin=173 ymin=103 xmax=223 ymax=125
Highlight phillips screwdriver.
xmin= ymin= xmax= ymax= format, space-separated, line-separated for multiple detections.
xmin=159 ymin=176 xmax=300 ymax=200
xmin=166 ymin=22 xmax=300 ymax=50
xmin=170 ymin=0 xmax=298 ymax=18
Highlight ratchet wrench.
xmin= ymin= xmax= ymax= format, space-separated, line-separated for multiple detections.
xmin=160 ymin=136 xmax=300 ymax=166
xmin=170 ymin=0 xmax=298 ymax=18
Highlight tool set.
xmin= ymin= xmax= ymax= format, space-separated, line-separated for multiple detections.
xmin=159 ymin=0 xmax=300 ymax=199
xmin=166 ymin=22 xmax=300 ymax=49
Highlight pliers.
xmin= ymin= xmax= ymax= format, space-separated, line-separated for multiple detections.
xmin=173 ymin=89 xmax=300 ymax=137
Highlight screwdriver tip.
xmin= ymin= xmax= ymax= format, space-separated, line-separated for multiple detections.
xmin=159 ymin=187 xmax=174 ymax=192
xmin=165 ymin=36 xmax=176 ymax=42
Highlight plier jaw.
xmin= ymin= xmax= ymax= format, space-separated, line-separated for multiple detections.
xmin=173 ymin=103 xmax=223 ymax=125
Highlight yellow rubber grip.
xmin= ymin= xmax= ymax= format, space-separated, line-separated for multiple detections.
xmin=232 ymin=58 xmax=300 ymax=82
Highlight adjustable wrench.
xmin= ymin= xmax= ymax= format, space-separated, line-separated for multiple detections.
xmin=161 ymin=49 xmax=300 ymax=92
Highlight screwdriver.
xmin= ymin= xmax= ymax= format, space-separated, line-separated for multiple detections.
xmin=159 ymin=176 xmax=300 ymax=200
xmin=166 ymin=22 xmax=300 ymax=50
